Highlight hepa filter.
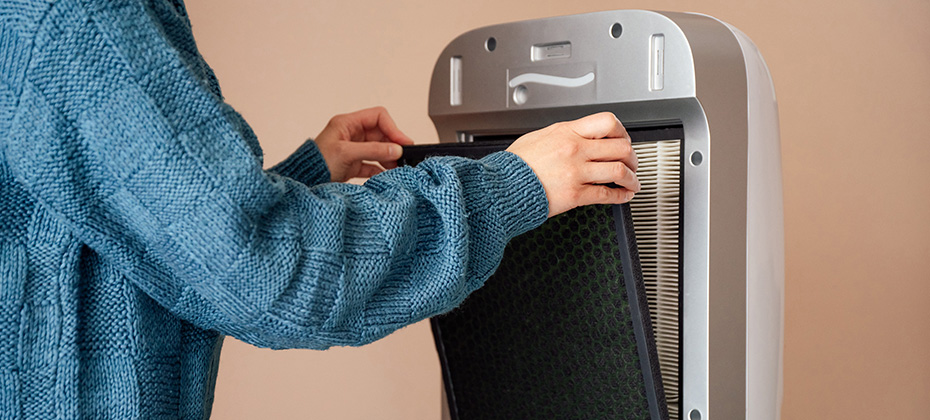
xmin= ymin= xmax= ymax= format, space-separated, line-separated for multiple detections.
xmin=630 ymin=138 xmax=682 ymax=418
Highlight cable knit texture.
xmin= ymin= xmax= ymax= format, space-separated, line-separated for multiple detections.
xmin=0 ymin=0 xmax=549 ymax=418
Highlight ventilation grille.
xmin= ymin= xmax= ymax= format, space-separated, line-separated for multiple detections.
xmin=630 ymin=140 xmax=682 ymax=420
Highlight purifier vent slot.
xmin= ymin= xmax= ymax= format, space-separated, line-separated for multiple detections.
xmin=630 ymin=139 xmax=682 ymax=419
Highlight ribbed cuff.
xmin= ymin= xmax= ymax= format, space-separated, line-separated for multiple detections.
xmin=268 ymin=139 xmax=331 ymax=186
xmin=477 ymin=151 xmax=549 ymax=240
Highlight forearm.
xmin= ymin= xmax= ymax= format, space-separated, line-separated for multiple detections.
xmin=233 ymin=152 xmax=545 ymax=348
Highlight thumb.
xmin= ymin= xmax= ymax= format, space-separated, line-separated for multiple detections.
xmin=342 ymin=141 xmax=403 ymax=163
xmin=567 ymin=112 xmax=628 ymax=140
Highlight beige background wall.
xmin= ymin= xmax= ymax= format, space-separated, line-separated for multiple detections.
xmin=183 ymin=0 xmax=930 ymax=418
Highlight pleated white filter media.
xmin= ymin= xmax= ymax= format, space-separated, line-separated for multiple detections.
xmin=630 ymin=140 xmax=682 ymax=420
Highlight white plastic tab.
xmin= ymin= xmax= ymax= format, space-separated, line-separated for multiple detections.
xmin=650 ymin=34 xmax=665 ymax=91
xmin=532 ymin=41 xmax=572 ymax=61
xmin=450 ymin=56 xmax=462 ymax=106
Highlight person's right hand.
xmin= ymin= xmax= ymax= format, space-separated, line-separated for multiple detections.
xmin=506 ymin=112 xmax=640 ymax=218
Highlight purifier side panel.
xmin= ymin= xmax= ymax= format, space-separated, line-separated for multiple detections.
xmin=661 ymin=11 xmax=750 ymax=420
xmin=725 ymin=23 xmax=785 ymax=420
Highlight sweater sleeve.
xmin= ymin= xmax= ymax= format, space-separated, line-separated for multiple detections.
xmin=266 ymin=138 xmax=332 ymax=186
xmin=3 ymin=0 xmax=548 ymax=349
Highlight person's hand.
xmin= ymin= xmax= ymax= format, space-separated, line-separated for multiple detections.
xmin=506 ymin=112 xmax=640 ymax=218
xmin=314 ymin=107 xmax=415 ymax=182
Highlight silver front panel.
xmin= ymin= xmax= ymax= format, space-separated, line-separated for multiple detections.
xmin=428 ymin=11 xmax=713 ymax=419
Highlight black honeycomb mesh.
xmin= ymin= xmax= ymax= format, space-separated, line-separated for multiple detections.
xmin=433 ymin=204 xmax=668 ymax=420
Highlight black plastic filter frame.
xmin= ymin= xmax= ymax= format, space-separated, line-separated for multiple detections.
xmin=613 ymin=203 xmax=665 ymax=420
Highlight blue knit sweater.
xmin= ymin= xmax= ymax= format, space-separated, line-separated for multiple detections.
xmin=0 ymin=0 xmax=548 ymax=418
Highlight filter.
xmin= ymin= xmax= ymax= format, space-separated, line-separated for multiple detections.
xmin=630 ymin=140 xmax=682 ymax=419
xmin=401 ymin=124 xmax=684 ymax=420
xmin=431 ymin=203 xmax=668 ymax=420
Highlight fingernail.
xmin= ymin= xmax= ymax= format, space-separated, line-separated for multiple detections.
xmin=627 ymin=190 xmax=636 ymax=201
xmin=390 ymin=143 xmax=403 ymax=159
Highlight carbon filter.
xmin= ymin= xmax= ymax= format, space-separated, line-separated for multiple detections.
xmin=433 ymin=203 xmax=669 ymax=420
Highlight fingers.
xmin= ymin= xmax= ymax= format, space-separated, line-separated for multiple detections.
xmin=338 ymin=107 xmax=415 ymax=146
xmin=566 ymin=112 xmax=637 ymax=170
xmin=583 ymin=137 xmax=638 ymax=171
xmin=340 ymin=141 xmax=403 ymax=164
xmin=583 ymin=162 xmax=641 ymax=192
xmin=566 ymin=112 xmax=628 ymax=140
xmin=577 ymin=185 xmax=637 ymax=206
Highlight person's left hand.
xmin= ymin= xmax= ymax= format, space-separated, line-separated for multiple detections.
xmin=313 ymin=107 xmax=415 ymax=182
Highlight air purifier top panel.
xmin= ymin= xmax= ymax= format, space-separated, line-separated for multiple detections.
xmin=429 ymin=10 xmax=697 ymax=116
